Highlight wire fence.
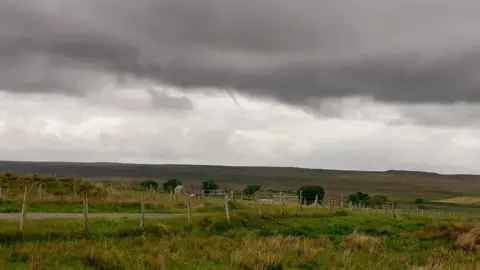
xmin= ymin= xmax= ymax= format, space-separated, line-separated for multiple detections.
xmin=234 ymin=191 xmax=480 ymax=221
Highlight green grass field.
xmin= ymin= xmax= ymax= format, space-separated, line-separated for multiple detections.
xmin=2 ymin=163 xmax=480 ymax=268
xmin=0 ymin=208 xmax=479 ymax=269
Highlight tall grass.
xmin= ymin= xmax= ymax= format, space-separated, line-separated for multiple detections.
xmin=0 ymin=209 xmax=480 ymax=269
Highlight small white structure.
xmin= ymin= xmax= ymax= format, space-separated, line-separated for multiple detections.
xmin=259 ymin=198 xmax=275 ymax=203
xmin=174 ymin=185 xmax=185 ymax=195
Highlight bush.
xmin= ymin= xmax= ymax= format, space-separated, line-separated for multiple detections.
xmin=297 ymin=186 xmax=324 ymax=205
xmin=348 ymin=192 xmax=369 ymax=205
xmin=414 ymin=198 xmax=425 ymax=204
xmin=141 ymin=180 xmax=159 ymax=191
xmin=366 ymin=195 xmax=388 ymax=206
xmin=243 ymin=184 xmax=261 ymax=197
xmin=162 ymin=179 xmax=181 ymax=192
xmin=202 ymin=180 xmax=219 ymax=194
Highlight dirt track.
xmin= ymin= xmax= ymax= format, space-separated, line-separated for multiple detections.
xmin=0 ymin=213 xmax=189 ymax=220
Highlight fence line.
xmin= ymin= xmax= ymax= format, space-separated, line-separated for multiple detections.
xmin=238 ymin=192 xmax=480 ymax=221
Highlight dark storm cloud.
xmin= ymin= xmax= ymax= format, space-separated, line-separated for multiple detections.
xmin=2 ymin=0 xmax=480 ymax=106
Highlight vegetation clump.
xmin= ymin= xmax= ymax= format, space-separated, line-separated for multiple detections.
xmin=140 ymin=180 xmax=159 ymax=191
xmin=243 ymin=184 xmax=261 ymax=198
xmin=161 ymin=179 xmax=180 ymax=192
xmin=297 ymin=185 xmax=324 ymax=205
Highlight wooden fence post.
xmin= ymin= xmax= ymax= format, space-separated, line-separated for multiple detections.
xmin=224 ymin=193 xmax=230 ymax=223
xmin=19 ymin=186 xmax=28 ymax=232
xmin=83 ymin=192 xmax=89 ymax=233
xmin=187 ymin=196 xmax=192 ymax=224
xmin=140 ymin=191 xmax=145 ymax=228
xmin=254 ymin=193 xmax=262 ymax=216
xmin=280 ymin=192 xmax=284 ymax=216
xmin=299 ymin=190 xmax=303 ymax=216
xmin=38 ymin=184 xmax=43 ymax=200
xmin=149 ymin=185 xmax=155 ymax=199
xmin=392 ymin=201 xmax=397 ymax=219
xmin=348 ymin=201 xmax=352 ymax=212
xmin=314 ymin=194 xmax=319 ymax=215
xmin=340 ymin=193 xmax=344 ymax=209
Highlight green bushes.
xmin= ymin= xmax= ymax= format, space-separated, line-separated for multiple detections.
xmin=162 ymin=179 xmax=180 ymax=192
xmin=297 ymin=186 xmax=324 ymax=205
xmin=243 ymin=184 xmax=261 ymax=197
xmin=415 ymin=198 xmax=426 ymax=204
xmin=348 ymin=192 xmax=388 ymax=206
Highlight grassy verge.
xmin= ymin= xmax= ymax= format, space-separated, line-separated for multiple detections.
xmin=0 ymin=209 xmax=480 ymax=269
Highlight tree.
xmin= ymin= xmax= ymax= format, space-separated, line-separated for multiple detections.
xmin=243 ymin=184 xmax=261 ymax=197
xmin=365 ymin=195 xmax=388 ymax=206
xmin=348 ymin=192 xmax=370 ymax=205
xmin=162 ymin=179 xmax=181 ymax=192
xmin=414 ymin=198 xmax=425 ymax=204
xmin=297 ymin=186 xmax=324 ymax=205
xmin=202 ymin=180 xmax=219 ymax=194
xmin=139 ymin=180 xmax=159 ymax=191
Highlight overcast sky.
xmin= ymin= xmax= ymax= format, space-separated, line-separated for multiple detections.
xmin=2 ymin=0 xmax=480 ymax=173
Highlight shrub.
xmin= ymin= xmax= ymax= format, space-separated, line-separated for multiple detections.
xmin=202 ymin=180 xmax=219 ymax=194
xmin=366 ymin=195 xmax=388 ymax=206
xmin=141 ymin=180 xmax=159 ymax=191
xmin=414 ymin=198 xmax=425 ymax=204
xmin=162 ymin=179 xmax=180 ymax=192
xmin=243 ymin=184 xmax=261 ymax=197
xmin=348 ymin=192 xmax=370 ymax=205
xmin=297 ymin=186 xmax=324 ymax=205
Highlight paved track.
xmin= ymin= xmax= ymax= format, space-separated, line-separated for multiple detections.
xmin=0 ymin=213 xmax=189 ymax=220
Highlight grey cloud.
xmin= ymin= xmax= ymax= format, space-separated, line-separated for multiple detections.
xmin=2 ymin=0 xmax=480 ymax=108
xmin=395 ymin=103 xmax=480 ymax=127
xmin=146 ymin=87 xmax=193 ymax=111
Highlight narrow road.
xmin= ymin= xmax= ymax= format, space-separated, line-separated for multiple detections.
xmin=0 ymin=213 xmax=190 ymax=220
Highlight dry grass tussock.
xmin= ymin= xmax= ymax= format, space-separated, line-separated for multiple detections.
xmin=229 ymin=235 xmax=331 ymax=269
xmin=453 ymin=221 xmax=480 ymax=251
xmin=84 ymin=242 xmax=124 ymax=270
xmin=341 ymin=232 xmax=383 ymax=252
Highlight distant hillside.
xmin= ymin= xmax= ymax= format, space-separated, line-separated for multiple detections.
xmin=384 ymin=170 xmax=441 ymax=176
xmin=1 ymin=160 xmax=480 ymax=198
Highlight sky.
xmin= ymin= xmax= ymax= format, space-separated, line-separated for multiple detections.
xmin=2 ymin=0 xmax=480 ymax=173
